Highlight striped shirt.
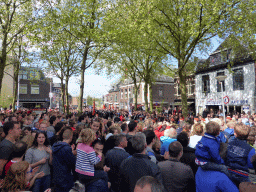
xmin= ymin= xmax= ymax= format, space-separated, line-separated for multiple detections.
xmin=75 ymin=143 xmax=101 ymax=176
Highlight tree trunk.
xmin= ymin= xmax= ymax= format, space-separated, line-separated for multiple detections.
xmin=12 ymin=62 xmax=20 ymax=112
xmin=178 ymin=67 xmax=188 ymax=119
xmin=149 ymin=81 xmax=153 ymax=112
xmin=0 ymin=35 xmax=8 ymax=95
xmin=78 ymin=46 xmax=90 ymax=113
xmin=144 ymin=82 xmax=149 ymax=112
xmin=61 ymin=78 xmax=65 ymax=113
xmin=65 ymin=78 xmax=69 ymax=114
xmin=133 ymin=76 xmax=137 ymax=111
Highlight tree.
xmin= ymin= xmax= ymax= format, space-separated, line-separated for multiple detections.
xmin=0 ymin=0 xmax=46 ymax=94
xmin=40 ymin=32 xmax=81 ymax=113
xmin=109 ymin=0 xmax=255 ymax=118
xmin=45 ymin=0 xmax=108 ymax=113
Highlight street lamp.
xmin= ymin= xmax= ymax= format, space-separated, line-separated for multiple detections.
xmin=215 ymin=75 xmax=227 ymax=123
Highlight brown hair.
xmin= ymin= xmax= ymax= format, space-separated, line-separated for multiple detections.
xmin=206 ymin=121 xmax=220 ymax=136
xmin=77 ymin=128 xmax=96 ymax=144
xmin=192 ymin=123 xmax=204 ymax=136
xmin=247 ymin=126 xmax=256 ymax=145
xmin=21 ymin=135 xmax=34 ymax=148
xmin=234 ymin=123 xmax=250 ymax=140
xmin=2 ymin=161 xmax=29 ymax=191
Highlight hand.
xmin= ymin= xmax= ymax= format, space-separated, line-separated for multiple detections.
xmin=0 ymin=179 xmax=4 ymax=188
xmin=45 ymin=146 xmax=52 ymax=154
xmin=32 ymin=167 xmax=39 ymax=176
xmin=103 ymin=165 xmax=110 ymax=172
xmin=164 ymin=151 xmax=170 ymax=160
xmin=39 ymin=157 xmax=47 ymax=165
xmin=44 ymin=188 xmax=51 ymax=192
xmin=36 ymin=171 xmax=45 ymax=179
xmin=71 ymin=144 xmax=75 ymax=151
xmin=97 ymin=151 xmax=103 ymax=157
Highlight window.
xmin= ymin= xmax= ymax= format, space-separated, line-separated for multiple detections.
xmin=115 ymin=94 xmax=117 ymax=102
xmin=233 ymin=68 xmax=244 ymax=90
xmin=31 ymin=85 xmax=39 ymax=94
xmin=129 ymin=88 xmax=132 ymax=98
xmin=217 ymin=72 xmax=225 ymax=92
xmin=20 ymin=84 xmax=27 ymax=94
xmin=30 ymin=71 xmax=37 ymax=79
xmin=202 ymin=75 xmax=210 ymax=93
xmin=125 ymin=89 xmax=127 ymax=98
xmin=159 ymin=89 xmax=163 ymax=97
xmin=19 ymin=71 xmax=27 ymax=79
xmin=121 ymin=90 xmax=123 ymax=99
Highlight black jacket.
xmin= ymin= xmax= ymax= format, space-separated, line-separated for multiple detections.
xmin=180 ymin=146 xmax=198 ymax=175
xmin=105 ymin=148 xmax=130 ymax=192
xmin=119 ymin=153 xmax=163 ymax=192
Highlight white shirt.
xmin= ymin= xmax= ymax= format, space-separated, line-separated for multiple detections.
xmin=189 ymin=135 xmax=202 ymax=148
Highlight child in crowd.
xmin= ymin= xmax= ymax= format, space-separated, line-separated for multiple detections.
xmin=75 ymin=128 xmax=104 ymax=186
xmin=225 ymin=123 xmax=255 ymax=186
xmin=195 ymin=121 xmax=230 ymax=176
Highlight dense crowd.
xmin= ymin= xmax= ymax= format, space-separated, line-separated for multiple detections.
xmin=0 ymin=107 xmax=256 ymax=192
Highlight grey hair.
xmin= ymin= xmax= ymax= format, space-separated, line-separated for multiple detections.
xmin=114 ymin=134 xmax=127 ymax=146
xmin=131 ymin=132 xmax=146 ymax=153
xmin=135 ymin=176 xmax=164 ymax=192
xmin=169 ymin=128 xmax=177 ymax=139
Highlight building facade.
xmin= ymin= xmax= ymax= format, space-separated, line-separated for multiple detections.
xmin=195 ymin=39 xmax=256 ymax=115
xmin=104 ymin=75 xmax=175 ymax=110
xmin=18 ymin=67 xmax=51 ymax=109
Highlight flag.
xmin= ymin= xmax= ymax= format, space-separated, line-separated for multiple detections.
xmin=92 ymin=99 xmax=95 ymax=116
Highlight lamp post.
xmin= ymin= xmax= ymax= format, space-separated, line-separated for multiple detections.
xmin=215 ymin=75 xmax=227 ymax=123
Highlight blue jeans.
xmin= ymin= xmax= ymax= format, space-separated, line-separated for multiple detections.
xmin=32 ymin=175 xmax=51 ymax=192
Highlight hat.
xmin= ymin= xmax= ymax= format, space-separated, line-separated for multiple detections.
xmin=194 ymin=118 xmax=199 ymax=121
xmin=201 ymin=118 xmax=205 ymax=122
xmin=226 ymin=117 xmax=232 ymax=120
xmin=171 ymin=118 xmax=175 ymax=122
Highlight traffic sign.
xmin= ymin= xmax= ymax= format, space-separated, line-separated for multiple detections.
xmin=223 ymin=96 xmax=229 ymax=104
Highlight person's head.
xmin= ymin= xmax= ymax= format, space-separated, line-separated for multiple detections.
xmin=3 ymin=121 xmax=21 ymax=139
xmin=39 ymin=121 xmax=48 ymax=132
xmin=168 ymin=141 xmax=183 ymax=160
xmin=177 ymin=132 xmax=189 ymax=147
xmin=78 ymin=115 xmax=86 ymax=123
xmin=114 ymin=134 xmax=128 ymax=148
xmin=34 ymin=122 xmax=39 ymax=129
xmin=226 ymin=120 xmax=236 ymax=129
xmin=143 ymin=130 xmax=156 ymax=146
xmin=121 ymin=123 xmax=128 ymax=133
xmin=92 ymin=139 xmax=104 ymax=154
xmin=32 ymin=132 xmax=50 ymax=147
xmin=59 ymin=127 xmax=73 ymax=143
xmin=78 ymin=128 xmax=96 ymax=145
xmin=108 ymin=126 xmax=120 ymax=135
xmin=23 ymin=127 xmax=32 ymax=136
xmin=205 ymin=121 xmax=220 ymax=136
xmin=9 ymin=141 xmax=28 ymax=160
xmin=49 ymin=115 xmax=57 ymax=125
xmin=2 ymin=161 xmax=31 ymax=191
xmin=54 ymin=122 xmax=64 ymax=134
xmin=134 ymin=176 xmax=165 ymax=192
xmin=234 ymin=123 xmax=250 ymax=140
xmin=8 ymin=116 xmax=17 ymax=122
xmin=247 ymin=126 xmax=256 ymax=145
xmin=131 ymin=132 xmax=147 ymax=153
xmin=91 ymin=118 xmax=101 ymax=133
xmin=165 ymin=128 xmax=177 ymax=139
xmin=0 ymin=127 xmax=5 ymax=141
xmin=192 ymin=123 xmax=204 ymax=136
xmin=128 ymin=120 xmax=137 ymax=132
xmin=107 ymin=121 xmax=113 ymax=128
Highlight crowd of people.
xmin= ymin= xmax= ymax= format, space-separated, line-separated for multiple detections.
xmin=0 ymin=107 xmax=256 ymax=192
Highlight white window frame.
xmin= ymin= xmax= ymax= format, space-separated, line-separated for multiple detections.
xmin=31 ymin=85 xmax=39 ymax=94
xmin=20 ymin=84 xmax=27 ymax=94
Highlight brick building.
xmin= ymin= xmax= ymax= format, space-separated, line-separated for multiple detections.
xmin=104 ymin=75 xmax=175 ymax=110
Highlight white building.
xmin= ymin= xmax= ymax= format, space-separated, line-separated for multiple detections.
xmin=195 ymin=39 xmax=256 ymax=115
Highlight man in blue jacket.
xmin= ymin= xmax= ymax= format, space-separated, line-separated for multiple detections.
xmin=52 ymin=127 xmax=76 ymax=192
